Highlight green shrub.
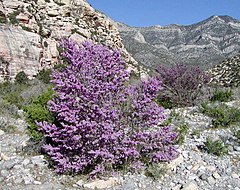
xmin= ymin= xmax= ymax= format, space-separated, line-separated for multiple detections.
xmin=23 ymin=88 xmax=54 ymax=141
xmin=203 ymin=137 xmax=228 ymax=156
xmin=36 ymin=69 xmax=52 ymax=84
xmin=0 ymin=99 xmax=18 ymax=117
xmin=174 ymin=122 xmax=189 ymax=145
xmin=21 ymin=25 xmax=32 ymax=32
xmin=0 ymin=14 xmax=7 ymax=24
xmin=8 ymin=11 xmax=20 ymax=25
xmin=3 ymin=92 xmax=24 ymax=109
xmin=0 ymin=81 xmax=12 ymax=95
xmin=145 ymin=163 xmax=167 ymax=180
xmin=155 ymin=96 xmax=173 ymax=109
xmin=4 ymin=125 xmax=18 ymax=133
xmin=199 ymin=102 xmax=240 ymax=128
xmin=210 ymin=89 xmax=233 ymax=102
xmin=15 ymin=71 xmax=28 ymax=84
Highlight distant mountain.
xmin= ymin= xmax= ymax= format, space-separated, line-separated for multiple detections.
xmin=116 ymin=15 xmax=240 ymax=70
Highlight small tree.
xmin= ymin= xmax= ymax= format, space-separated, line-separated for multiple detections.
xmin=38 ymin=39 xmax=177 ymax=177
xmin=155 ymin=64 xmax=210 ymax=107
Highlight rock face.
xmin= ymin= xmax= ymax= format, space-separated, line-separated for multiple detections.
xmin=0 ymin=0 xmax=141 ymax=81
xmin=116 ymin=15 xmax=240 ymax=70
xmin=0 ymin=26 xmax=42 ymax=81
xmin=208 ymin=54 xmax=240 ymax=87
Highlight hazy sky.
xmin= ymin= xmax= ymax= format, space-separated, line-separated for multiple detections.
xmin=87 ymin=0 xmax=240 ymax=27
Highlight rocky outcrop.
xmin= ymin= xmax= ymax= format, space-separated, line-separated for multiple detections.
xmin=208 ymin=54 xmax=240 ymax=87
xmin=116 ymin=15 xmax=240 ymax=70
xmin=0 ymin=0 xmax=143 ymax=81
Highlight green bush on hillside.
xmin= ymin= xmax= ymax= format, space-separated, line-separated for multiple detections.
xmin=15 ymin=71 xmax=28 ymax=85
xmin=199 ymin=102 xmax=240 ymax=128
xmin=210 ymin=89 xmax=233 ymax=102
xmin=23 ymin=87 xmax=54 ymax=141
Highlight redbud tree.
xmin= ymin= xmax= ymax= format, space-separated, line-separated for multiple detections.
xmin=38 ymin=39 xmax=177 ymax=177
xmin=155 ymin=64 xmax=210 ymax=108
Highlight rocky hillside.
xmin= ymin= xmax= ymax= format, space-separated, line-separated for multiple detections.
xmin=209 ymin=53 xmax=240 ymax=87
xmin=116 ymin=15 xmax=240 ymax=70
xmin=0 ymin=0 xmax=143 ymax=82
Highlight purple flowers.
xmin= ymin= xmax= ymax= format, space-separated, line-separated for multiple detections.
xmin=155 ymin=64 xmax=210 ymax=107
xmin=38 ymin=39 xmax=178 ymax=177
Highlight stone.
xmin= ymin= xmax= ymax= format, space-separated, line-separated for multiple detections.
xmin=212 ymin=172 xmax=221 ymax=179
xmin=83 ymin=177 xmax=119 ymax=189
xmin=191 ymin=164 xmax=199 ymax=171
xmin=207 ymin=176 xmax=215 ymax=185
xmin=168 ymin=154 xmax=184 ymax=170
xmin=3 ymin=0 xmax=20 ymax=9
xmin=0 ymin=129 xmax=5 ymax=136
xmin=16 ymin=13 xmax=29 ymax=23
xmin=171 ymin=184 xmax=182 ymax=190
xmin=0 ymin=153 xmax=9 ymax=161
xmin=54 ymin=0 xmax=71 ymax=5
xmin=22 ymin=159 xmax=30 ymax=166
xmin=231 ymin=173 xmax=239 ymax=179
xmin=76 ymin=179 xmax=84 ymax=187
xmin=182 ymin=182 xmax=198 ymax=190
xmin=37 ymin=0 xmax=46 ymax=6
xmin=0 ymin=170 xmax=9 ymax=177
xmin=31 ymin=155 xmax=47 ymax=167
xmin=47 ymin=10 xmax=59 ymax=17
xmin=48 ymin=41 xmax=58 ymax=58
xmin=200 ymin=174 xmax=208 ymax=180
xmin=33 ymin=180 xmax=42 ymax=185
xmin=0 ymin=26 xmax=42 ymax=81
xmin=70 ymin=33 xmax=87 ymax=45
xmin=206 ymin=165 xmax=216 ymax=172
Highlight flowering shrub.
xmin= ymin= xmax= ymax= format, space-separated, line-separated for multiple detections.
xmin=38 ymin=39 xmax=177 ymax=177
xmin=155 ymin=64 xmax=210 ymax=107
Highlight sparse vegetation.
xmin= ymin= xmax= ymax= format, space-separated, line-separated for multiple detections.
xmin=210 ymin=88 xmax=233 ymax=102
xmin=145 ymin=163 xmax=167 ymax=180
xmin=8 ymin=11 xmax=20 ymax=25
xmin=21 ymin=25 xmax=32 ymax=32
xmin=36 ymin=69 xmax=52 ymax=84
xmin=174 ymin=122 xmax=189 ymax=145
xmin=15 ymin=71 xmax=28 ymax=85
xmin=199 ymin=102 xmax=240 ymax=128
xmin=203 ymin=137 xmax=228 ymax=156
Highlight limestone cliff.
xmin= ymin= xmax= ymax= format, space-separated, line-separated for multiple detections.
xmin=0 ymin=0 xmax=142 ymax=81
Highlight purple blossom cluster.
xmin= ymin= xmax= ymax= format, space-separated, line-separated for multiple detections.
xmin=155 ymin=64 xmax=210 ymax=107
xmin=38 ymin=39 xmax=178 ymax=177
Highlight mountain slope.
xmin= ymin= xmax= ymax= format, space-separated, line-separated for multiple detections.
xmin=116 ymin=15 xmax=240 ymax=70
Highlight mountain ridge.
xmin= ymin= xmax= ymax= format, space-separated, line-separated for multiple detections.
xmin=116 ymin=15 xmax=240 ymax=70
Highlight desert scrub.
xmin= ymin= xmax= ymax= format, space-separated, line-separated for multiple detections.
xmin=23 ymin=87 xmax=54 ymax=141
xmin=203 ymin=137 xmax=228 ymax=156
xmin=38 ymin=39 xmax=178 ymax=178
xmin=210 ymin=88 xmax=233 ymax=102
xmin=174 ymin=122 xmax=189 ymax=145
xmin=199 ymin=102 xmax=240 ymax=128
xmin=145 ymin=163 xmax=167 ymax=180
xmin=8 ymin=10 xmax=20 ymax=25
xmin=36 ymin=69 xmax=52 ymax=84
xmin=15 ymin=71 xmax=28 ymax=84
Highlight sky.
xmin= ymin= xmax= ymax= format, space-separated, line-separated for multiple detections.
xmin=87 ymin=0 xmax=240 ymax=27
